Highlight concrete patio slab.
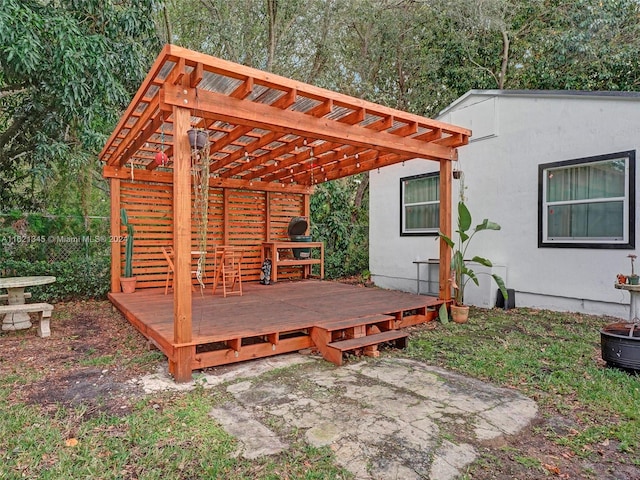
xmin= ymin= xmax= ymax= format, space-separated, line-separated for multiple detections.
xmin=133 ymin=354 xmax=538 ymax=480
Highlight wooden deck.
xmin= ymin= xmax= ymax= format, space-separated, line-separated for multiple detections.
xmin=109 ymin=280 xmax=442 ymax=376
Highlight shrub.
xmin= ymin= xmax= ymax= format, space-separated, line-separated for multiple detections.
xmin=0 ymin=257 xmax=110 ymax=301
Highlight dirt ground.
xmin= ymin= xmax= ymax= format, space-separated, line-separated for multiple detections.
xmin=1 ymin=300 xmax=638 ymax=479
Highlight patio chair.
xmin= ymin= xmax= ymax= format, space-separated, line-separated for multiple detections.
xmin=161 ymin=246 xmax=197 ymax=295
xmin=212 ymin=246 xmax=244 ymax=297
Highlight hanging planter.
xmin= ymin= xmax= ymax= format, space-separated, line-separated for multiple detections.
xmin=188 ymin=129 xmax=208 ymax=150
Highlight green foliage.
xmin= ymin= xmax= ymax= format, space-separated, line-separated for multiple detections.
xmin=0 ymin=0 xmax=161 ymax=211
xmin=0 ymin=257 xmax=110 ymax=301
xmin=0 ymin=211 xmax=110 ymax=300
xmin=310 ymin=177 xmax=368 ymax=279
xmin=0 ymin=212 xmax=109 ymax=262
xmin=439 ymin=201 xmax=507 ymax=305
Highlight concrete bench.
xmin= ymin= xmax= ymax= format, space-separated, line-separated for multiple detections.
xmin=0 ymin=303 xmax=54 ymax=337
xmin=0 ymin=293 xmax=32 ymax=302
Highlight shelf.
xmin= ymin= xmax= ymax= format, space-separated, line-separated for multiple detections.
xmin=262 ymin=241 xmax=324 ymax=282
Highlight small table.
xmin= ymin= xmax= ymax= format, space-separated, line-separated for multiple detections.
xmin=0 ymin=276 xmax=56 ymax=331
xmin=413 ymin=259 xmax=439 ymax=295
xmin=262 ymin=241 xmax=324 ymax=283
xmin=614 ymin=282 xmax=640 ymax=322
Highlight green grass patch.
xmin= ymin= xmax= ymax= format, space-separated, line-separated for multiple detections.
xmin=79 ymin=354 xmax=114 ymax=367
xmin=407 ymin=307 xmax=640 ymax=457
xmin=0 ymin=376 xmax=350 ymax=479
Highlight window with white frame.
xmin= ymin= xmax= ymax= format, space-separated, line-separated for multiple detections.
xmin=401 ymin=172 xmax=439 ymax=235
xmin=539 ymin=151 xmax=635 ymax=248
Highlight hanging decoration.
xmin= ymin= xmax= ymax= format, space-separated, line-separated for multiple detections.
xmin=192 ymin=141 xmax=210 ymax=293
xmin=153 ymin=113 xmax=168 ymax=167
xmin=191 ymin=89 xmax=210 ymax=293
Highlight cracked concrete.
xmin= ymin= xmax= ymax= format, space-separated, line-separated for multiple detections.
xmin=134 ymin=354 xmax=538 ymax=480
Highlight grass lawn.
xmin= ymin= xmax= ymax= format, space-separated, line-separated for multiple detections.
xmin=407 ymin=307 xmax=639 ymax=478
xmin=0 ymin=301 xmax=638 ymax=479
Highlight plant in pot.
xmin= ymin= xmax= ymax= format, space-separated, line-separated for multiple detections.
xmin=120 ymin=208 xmax=137 ymax=293
xmin=438 ymin=201 xmax=508 ymax=323
xmin=627 ymin=254 xmax=639 ymax=285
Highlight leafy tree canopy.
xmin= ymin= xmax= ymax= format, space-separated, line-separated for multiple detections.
xmin=0 ymin=0 xmax=161 ymax=211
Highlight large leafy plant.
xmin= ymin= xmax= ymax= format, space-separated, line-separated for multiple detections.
xmin=439 ymin=201 xmax=507 ymax=306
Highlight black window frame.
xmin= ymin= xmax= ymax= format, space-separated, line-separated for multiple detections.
xmin=538 ymin=150 xmax=635 ymax=249
xmin=400 ymin=172 xmax=440 ymax=237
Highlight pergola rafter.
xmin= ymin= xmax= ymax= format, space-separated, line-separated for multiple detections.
xmin=100 ymin=45 xmax=469 ymax=189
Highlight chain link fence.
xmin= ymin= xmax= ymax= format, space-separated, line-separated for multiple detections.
xmin=0 ymin=213 xmax=110 ymax=263
xmin=0 ymin=213 xmax=111 ymax=300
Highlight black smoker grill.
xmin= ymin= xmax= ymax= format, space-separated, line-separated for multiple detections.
xmin=288 ymin=217 xmax=312 ymax=259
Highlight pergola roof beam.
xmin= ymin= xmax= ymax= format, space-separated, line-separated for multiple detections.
xmin=162 ymin=85 xmax=457 ymax=160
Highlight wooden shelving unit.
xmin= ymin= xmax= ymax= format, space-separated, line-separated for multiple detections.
xmin=261 ymin=241 xmax=324 ymax=282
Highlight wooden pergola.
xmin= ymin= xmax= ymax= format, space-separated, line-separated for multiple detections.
xmin=99 ymin=44 xmax=470 ymax=381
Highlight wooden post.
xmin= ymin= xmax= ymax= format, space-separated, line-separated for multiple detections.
xmin=303 ymin=193 xmax=310 ymax=233
xmin=172 ymin=105 xmax=193 ymax=382
xmin=439 ymin=157 xmax=452 ymax=302
xmin=265 ymin=191 xmax=271 ymax=241
xmin=223 ymin=188 xmax=230 ymax=245
xmin=110 ymin=178 xmax=121 ymax=293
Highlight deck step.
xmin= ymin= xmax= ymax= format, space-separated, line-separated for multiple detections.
xmin=319 ymin=314 xmax=396 ymax=332
xmin=327 ymin=330 xmax=408 ymax=352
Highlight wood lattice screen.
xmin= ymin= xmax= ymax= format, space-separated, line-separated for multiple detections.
xmin=119 ymin=181 xmax=307 ymax=288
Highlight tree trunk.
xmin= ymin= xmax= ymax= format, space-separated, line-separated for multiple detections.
xmin=266 ymin=0 xmax=277 ymax=71
xmin=498 ymin=28 xmax=510 ymax=89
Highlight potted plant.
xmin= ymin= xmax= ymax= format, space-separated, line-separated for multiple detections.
xmin=438 ymin=201 xmax=508 ymax=323
xmin=120 ymin=208 xmax=137 ymax=293
xmin=628 ymin=254 xmax=639 ymax=285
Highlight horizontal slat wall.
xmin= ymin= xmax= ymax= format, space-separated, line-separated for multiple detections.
xmin=269 ymin=192 xmax=307 ymax=279
xmin=226 ymin=189 xmax=266 ymax=281
xmin=270 ymin=192 xmax=305 ymax=240
xmin=120 ymin=181 xmax=173 ymax=289
xmin=118 ymin=181 xmax=307 ymax=289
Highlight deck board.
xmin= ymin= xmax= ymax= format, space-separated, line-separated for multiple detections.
xmin=109 ymin=280 xmax=441 ymax=370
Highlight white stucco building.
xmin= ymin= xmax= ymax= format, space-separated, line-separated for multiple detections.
xmin=369 ymin=90 xmax=640 ymax=318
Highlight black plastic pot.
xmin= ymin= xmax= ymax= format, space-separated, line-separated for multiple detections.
xmin=600 ymin=322 xmax=640 ymax=371
xmin=188 ymin=129 xmax=208 ymax=150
